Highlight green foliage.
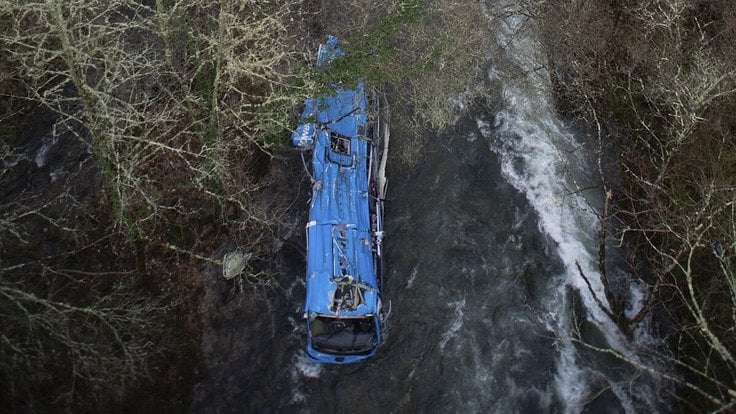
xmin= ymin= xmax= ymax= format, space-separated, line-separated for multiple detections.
xmin=316 ymin=0 xmax=494 ymax=167
xmin=314 ymin=0 xmax=479 ymax=94
xmin=313 ymin=0 xmax=425 ymax=89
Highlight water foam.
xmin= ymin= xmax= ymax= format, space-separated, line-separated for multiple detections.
xmin=406 ymin=265 xmax=419 ymax=289
xmin=35 ymin=132 xmax=59 ymax=168
xmin=284 ymin=277 xmax=322 ymax=404
xmin=484 ymin=8 xmax=665 ymax=412
xmin=439 ymin=298 xmax=466 ymax=351
xmin=293 ymin=351 xmax=322 ymax=379
xmin=287 ymin=350 xmax=322 ymax=404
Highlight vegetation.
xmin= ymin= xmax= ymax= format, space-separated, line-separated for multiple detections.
xmin=506 ymin=0 xmax=736 ymax=411
xmin=8 ymin=0 xmax=733 ymax=411
xmin=318 ymin=0 xmax=495 ymax=163
xmin=0 ymin=0 xmax=492 ymax=409
xmin=0 ymin=0 xmax=314 ymax=410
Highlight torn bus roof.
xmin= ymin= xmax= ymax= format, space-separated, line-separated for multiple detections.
xmin=304 ymin=113 xmax=378 ymax=317
xmin=300 ymin=84 xmax=367 ymax=139
xmin=292 ymin=35 xmax=386 ymax=363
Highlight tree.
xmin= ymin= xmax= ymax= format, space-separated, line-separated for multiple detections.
xmin=527 ymin=0 xmax=736 ymax=410
xmin=0 ymin=0 xmax=313 ymax=409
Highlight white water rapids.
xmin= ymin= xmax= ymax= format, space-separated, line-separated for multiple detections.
xmin=481 ymin=10 xmax=670 ymax=413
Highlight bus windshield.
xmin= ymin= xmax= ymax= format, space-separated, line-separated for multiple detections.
xmin=310 ymin=315 xmax=377 ymax=355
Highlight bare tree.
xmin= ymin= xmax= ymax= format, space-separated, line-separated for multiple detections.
xmin=1 ymin=0 xmax=313 ymax=409
xmin=526 ymin=0 xmax=736 ymax=410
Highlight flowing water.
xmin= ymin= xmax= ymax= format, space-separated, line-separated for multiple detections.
xmin=191 ymin=6 xmax=672 ymax=414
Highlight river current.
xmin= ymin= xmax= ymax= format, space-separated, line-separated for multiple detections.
xmin=190 ymin=6 xmax=672 ymax=414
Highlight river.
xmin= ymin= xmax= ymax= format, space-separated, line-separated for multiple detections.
xmin=190 ymin=6 xmax=672 ymax=414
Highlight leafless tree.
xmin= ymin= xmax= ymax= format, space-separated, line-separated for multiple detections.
xmin=1 ymin=0 xmax=313 ymax=409
xmin=521 ymin=0 xmax=736 ymax=410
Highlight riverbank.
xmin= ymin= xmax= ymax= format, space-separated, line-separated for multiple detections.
xmin=0 ymin=1 xmax=322 ymax=411
xmin=534 ymin=2 xmax=736 ymax=411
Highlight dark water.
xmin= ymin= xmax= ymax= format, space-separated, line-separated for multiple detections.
xmin=190 ymin=8 xmax=672 ymax=414
xmin=301 ymin=115 xmax=568 ymax=412
xmin=191 ymin=112 xmax=565 ymax=413
xmin=190 ymin=112 xmax=668 ymax=413
xmin=190 ymin=105 xmax=668 ymax=412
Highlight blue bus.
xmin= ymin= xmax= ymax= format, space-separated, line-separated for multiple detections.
xmin=291 ymin=36 xmax=388 ymax=364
